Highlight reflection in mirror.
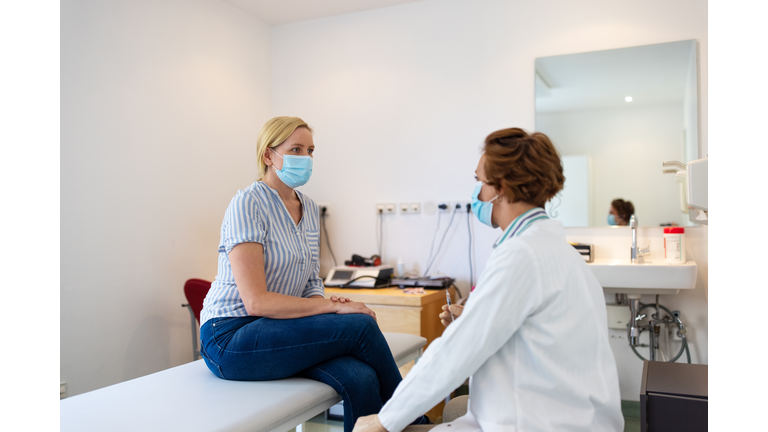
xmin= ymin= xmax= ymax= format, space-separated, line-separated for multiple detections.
xmin=536 ymin=40 xmax=698 ymax=228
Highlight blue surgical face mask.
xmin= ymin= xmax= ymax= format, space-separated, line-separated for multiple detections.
xmin=471 ymin=181 xmax=499 ymax=228
xmin=270 ymin=148 xmax=313 ymax=188
xmin=607 ymin=213 xmax=617 ymax=226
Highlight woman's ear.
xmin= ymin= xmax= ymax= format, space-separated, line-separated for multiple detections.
xmin=496 ymin=185 xmax=508 ymax=202
xmin=263 ymin=148 xmax=273 ymax=166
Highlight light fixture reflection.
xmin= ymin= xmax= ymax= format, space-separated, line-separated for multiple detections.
xmin=625 ymin=96 xmax=633 ymax=102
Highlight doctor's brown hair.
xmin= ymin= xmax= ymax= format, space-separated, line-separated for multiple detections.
xmin=482 ymin=128 xmax=565 ymax=208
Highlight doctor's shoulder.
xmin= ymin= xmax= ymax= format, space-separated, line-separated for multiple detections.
xmin=492 ymin=237 xmax=541 ymax=272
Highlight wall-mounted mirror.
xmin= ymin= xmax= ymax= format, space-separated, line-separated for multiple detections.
xmin=536 ymin=40 xmax=698 ymax=228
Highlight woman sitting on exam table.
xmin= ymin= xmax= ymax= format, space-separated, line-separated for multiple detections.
xmin=353 ymin=128 xmax=624 ymax=432
xmin=199 ymin=116 xmax=429 ymax=432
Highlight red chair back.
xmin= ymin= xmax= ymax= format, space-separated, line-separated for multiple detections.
xmin=183 ymin=279 xmax=212 ymax=324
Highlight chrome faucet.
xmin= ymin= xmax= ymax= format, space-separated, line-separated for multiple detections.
xmin=630 ymin=215 xmax=650 ymax=263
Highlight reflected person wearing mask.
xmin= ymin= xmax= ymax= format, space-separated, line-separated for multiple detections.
xmin=608 ymin=199 xmax=634 ymax=226
xmin=353 ymin=128 xmax=623 ymax=432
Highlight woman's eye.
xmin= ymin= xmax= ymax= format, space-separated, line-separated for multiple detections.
xmin=308 ymin=149 xmax=314 ymax=155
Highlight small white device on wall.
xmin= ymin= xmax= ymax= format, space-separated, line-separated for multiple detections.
xmin=687 ymin=157 xmax=707 ymax=211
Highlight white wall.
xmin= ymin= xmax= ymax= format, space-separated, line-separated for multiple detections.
xmin=538 ymin=103 xmax=685 ymax=227
xmin=271 ymin=0 xmax=707 ymax=401
xmin=61 ymin=0 xmax=271 ymax=396
xmin=546 ymin=155 xmax=592 ymax=227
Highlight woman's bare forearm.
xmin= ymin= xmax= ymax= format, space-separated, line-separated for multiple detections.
xmin=244 ymin=291 xmax=339 ymax=319
xmin=229 ymin=242 xmax=373 ymax=319
xmin=229 ymin=242 xmax=342 ymax=318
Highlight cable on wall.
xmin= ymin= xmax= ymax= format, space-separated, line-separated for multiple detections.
xmin=423 ymin=205 xmax=460 ymax=277
xmin=424 ymin=209 xmax=443 ymax=273
xmin=376 ymin=209 xmax=383 ymax=262
xmin=320 ymin=207 xmax=337 ymax=267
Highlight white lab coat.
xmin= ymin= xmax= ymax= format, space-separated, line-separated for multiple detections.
xmin=378 ymin=219 xmax=623 ymax=432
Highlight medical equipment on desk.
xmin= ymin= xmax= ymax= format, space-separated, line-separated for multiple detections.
xmin=390 ymin=276 xmax=456 ymax=289
xmin=324 ymin=266 xmax=394 ymax=288
xmin=343 ymin=254 xmax=381 ymax=267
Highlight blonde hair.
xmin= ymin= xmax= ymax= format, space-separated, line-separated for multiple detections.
xmin=256 ymin=116 xmax=313 ymax=180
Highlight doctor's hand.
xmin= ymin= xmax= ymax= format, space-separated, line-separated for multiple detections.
xmin=353 ymin=414 xmax=387 ymax=432
xmin=330 ymin=295 xmax=353 ymax=303
xmin=440 ymin=304 xmax=464 ymax=327
xmin=335 ymin=301 xmax=377 ymax=322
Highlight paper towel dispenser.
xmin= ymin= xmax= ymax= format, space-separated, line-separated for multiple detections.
xmin=687 ymin=157 xmax=707 ymax=212
xmin=662 ymin=157 xmax=708 ymax=225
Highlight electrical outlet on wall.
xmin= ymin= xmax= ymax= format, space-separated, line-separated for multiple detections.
xmin=376 ymin=203 xmax=396 ymax=214
xmin=400 ymin=202 xmax=421 ymax=214
xmin=318 ymin=202 xmax=330 ymax=216
xmin=437 ymin=202 xmax=451 ymax=213
xmin=452 ymin=201 xmax=471 ymax=212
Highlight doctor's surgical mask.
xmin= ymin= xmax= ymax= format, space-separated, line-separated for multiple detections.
xmin=270 ymin=148 xmax=313 ymax=189
xmin=471 ymin=181 xmax=499 ymax=228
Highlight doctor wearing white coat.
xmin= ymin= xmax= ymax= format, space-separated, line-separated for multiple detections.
xmin=353 ymin=127 xmax=624 ymax=432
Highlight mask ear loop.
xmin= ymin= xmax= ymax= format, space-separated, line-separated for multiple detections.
xmin=482 ymin=181 xmax=500 ymax=203
xmin=269 ymin=147 xmax=284 ymax=160
xmin=269 ymin=148 xmax=283 ymax=172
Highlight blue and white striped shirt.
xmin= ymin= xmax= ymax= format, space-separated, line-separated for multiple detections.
xmin=200 ymin=181 xmax=324 ymax=325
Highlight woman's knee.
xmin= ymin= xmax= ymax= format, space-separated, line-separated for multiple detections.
xmin=349 ymin=360 xmax=380 ymax=389
xmin=340 ymin=313 xmax=379 ymax=333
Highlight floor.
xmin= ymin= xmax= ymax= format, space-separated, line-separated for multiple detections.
xmin=292 ymin=400 xmax=642 ymax=432
xmin=622 ymin=400 xmax=641 ymax=432
xmin=295 ymin=413 xmax=342 ymax=432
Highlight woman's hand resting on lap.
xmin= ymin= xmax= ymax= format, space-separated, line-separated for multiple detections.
xmin=336 ymin=301 xmax=377 ymax=321
xmin=440 ymin=304 xmax=464 ymax=327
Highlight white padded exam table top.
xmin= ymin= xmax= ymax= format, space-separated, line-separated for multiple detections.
xmin=61 ymin=332 xmax=427 ymax=432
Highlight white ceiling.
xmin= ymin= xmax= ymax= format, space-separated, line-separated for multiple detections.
xmin=535 ymin=40 xmax=696 ymax=113
xmin=222 ymin=0 xmax=429 ymax=25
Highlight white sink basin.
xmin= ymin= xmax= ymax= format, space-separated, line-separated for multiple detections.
xmin=587 ymin=259 xmax=698 ymax=295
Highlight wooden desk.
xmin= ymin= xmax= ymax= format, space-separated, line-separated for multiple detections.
xmin=324 ymin=286 xmax=456 ymax=349
xmin=324 ymin=286 xmax=457 ymax=421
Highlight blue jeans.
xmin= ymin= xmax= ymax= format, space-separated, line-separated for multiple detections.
xmin=200 ymin=313 xmax=429 ymax=432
